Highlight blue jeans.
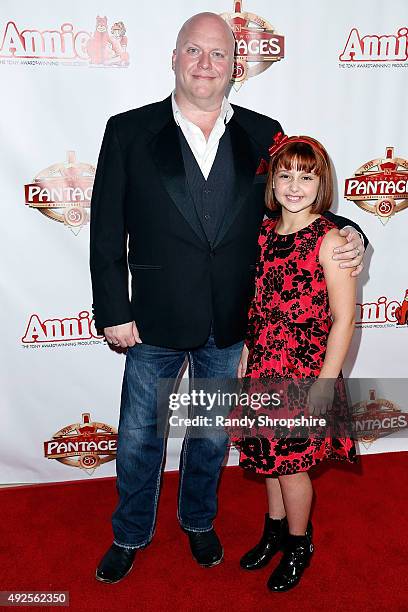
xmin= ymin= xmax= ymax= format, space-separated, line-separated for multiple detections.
xmin=112 ymin=333 xmax=243 ymax=549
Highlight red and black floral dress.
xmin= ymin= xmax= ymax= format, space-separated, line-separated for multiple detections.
xmin=236 ymin=216 xmax=357 ymax=476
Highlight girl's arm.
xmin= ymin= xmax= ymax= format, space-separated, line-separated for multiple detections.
xmin=318 ymin=228 xmax=357 ymax=379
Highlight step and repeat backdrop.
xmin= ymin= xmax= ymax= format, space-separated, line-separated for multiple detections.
xmin=1 ymin=0 xmax=407 ymax=484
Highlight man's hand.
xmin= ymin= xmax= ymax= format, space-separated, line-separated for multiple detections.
xmin=237 ymin=344 xmax=249 ymax=378
xmin=104 ymin=321 xmax=142 ymax=349
xmin=332 ymin=227 xmax=365 ymax=277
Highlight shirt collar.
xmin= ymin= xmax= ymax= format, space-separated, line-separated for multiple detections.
xmin=171 ymin=91 xmax=234 ymax=127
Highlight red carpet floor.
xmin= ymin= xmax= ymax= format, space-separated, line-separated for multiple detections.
xmin=0 ymin=453 xmax=407 ymax=612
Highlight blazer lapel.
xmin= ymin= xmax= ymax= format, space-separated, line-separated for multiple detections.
xmin=150 ymin=116 xmax=207 ymax=243
xmin=213 ymin=117 xmax=260 ymax=248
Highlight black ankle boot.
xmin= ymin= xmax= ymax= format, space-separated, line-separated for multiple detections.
xmin=267 ymin=523 xmax=314 ymax=592
xmin=240 ymin=515 xmax=288 ymax=570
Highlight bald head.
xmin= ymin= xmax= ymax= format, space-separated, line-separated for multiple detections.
xmin=172 ymin=12 xmax=236 ymax=111
xmin=176 ymin=12 xmax=236 ymax=56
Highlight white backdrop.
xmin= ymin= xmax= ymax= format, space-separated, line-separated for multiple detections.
xmin=1 ymin=0 xmax=407 ymax=484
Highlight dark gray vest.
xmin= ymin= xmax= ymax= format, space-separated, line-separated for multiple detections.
xmin=178 ymin=126 xmax=235 ymax=246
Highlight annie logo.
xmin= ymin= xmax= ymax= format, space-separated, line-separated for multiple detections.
xmin=395 ymin=290 xmax=408 ymax=325
xmin=339 ymin=27 xmax=408 ymax=62
xmin=44 ymin=413 xmax=117 ymax=474
xmin=221 ymin=1 xmax=284 ymax=90
xmin=356 ymin=290 xmax=408 ymax=328
xmin=0 ymin=16 xmax=129 ymax=66
xmin=352 ymin=390 xmax=407 ymax=448
xmin=24 ymin=151 xmax=95 ymax=234
xmin=22 ymin=310 xmax=103 ymax=345
xmin=344 ymin=147 xmax=408 ymax=224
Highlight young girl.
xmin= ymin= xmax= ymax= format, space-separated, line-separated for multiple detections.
xmin=235 ymin=134 xmax=357 ymax=592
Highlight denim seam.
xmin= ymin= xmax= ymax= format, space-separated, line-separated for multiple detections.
xmin=180 ymin=524 xmax=214 ymax=533
xmin=177 ymin=353 xmax=212 ymax=532
xmin=146 ymin=435 xmax=167 ymax=542
xmin=177 ymin=351 xmax=194 ymax=527
xmin=113 ymin=539 xmax=147 ymax=550
xmin=149 ymin=359 xmax=186 ymax=542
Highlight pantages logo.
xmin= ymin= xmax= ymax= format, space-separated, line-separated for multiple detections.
xmin=339 ymin=27 xmax=408 ymax=63
xmin=24 ymin=151 xmax=95 ymax=234
xmin=0 ymin=16 xmax=129 ymax=67
xmin=355 ymin=289 xmax=408 ymax=328
xmin=44 ymin=413 xmax=117 ymax=474
xmin=22 ymin=310 xmax=104 ymax=347
xmin=221 ymin=1 xmax=284 ymax=90
xmin=344 ymin=147 xmax=408 ymax=224
xmin=352 ymin=389 xmax=407 ymax=449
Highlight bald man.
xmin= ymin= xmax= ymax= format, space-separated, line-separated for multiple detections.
xmin=90 ymin=12 xmax=365 ymax=583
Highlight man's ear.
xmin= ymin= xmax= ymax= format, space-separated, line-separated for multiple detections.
xmin=172 ymin=49 xmax=176 ymax=71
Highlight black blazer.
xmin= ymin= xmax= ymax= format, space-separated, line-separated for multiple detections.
xmin=90 ymin=96 xmax=366 ymax=349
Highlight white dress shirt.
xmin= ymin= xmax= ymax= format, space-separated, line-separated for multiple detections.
xmin=171 ymin=91 xmax=234 ymax=180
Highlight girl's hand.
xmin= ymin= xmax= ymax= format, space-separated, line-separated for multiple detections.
xmin=307 ymin=378 xmax=335 ymax=417
xmin=238 ymin=344 xmax=249 ymax=378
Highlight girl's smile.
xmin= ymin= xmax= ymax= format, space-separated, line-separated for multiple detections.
xmin=273 ymin=168 xmax=320 ymax=213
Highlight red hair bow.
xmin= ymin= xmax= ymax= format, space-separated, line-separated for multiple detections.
xmin=268 ymin=132 xmax=289 ymax=156
xmin=268 ymin=132 xmax=327 ymax=159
